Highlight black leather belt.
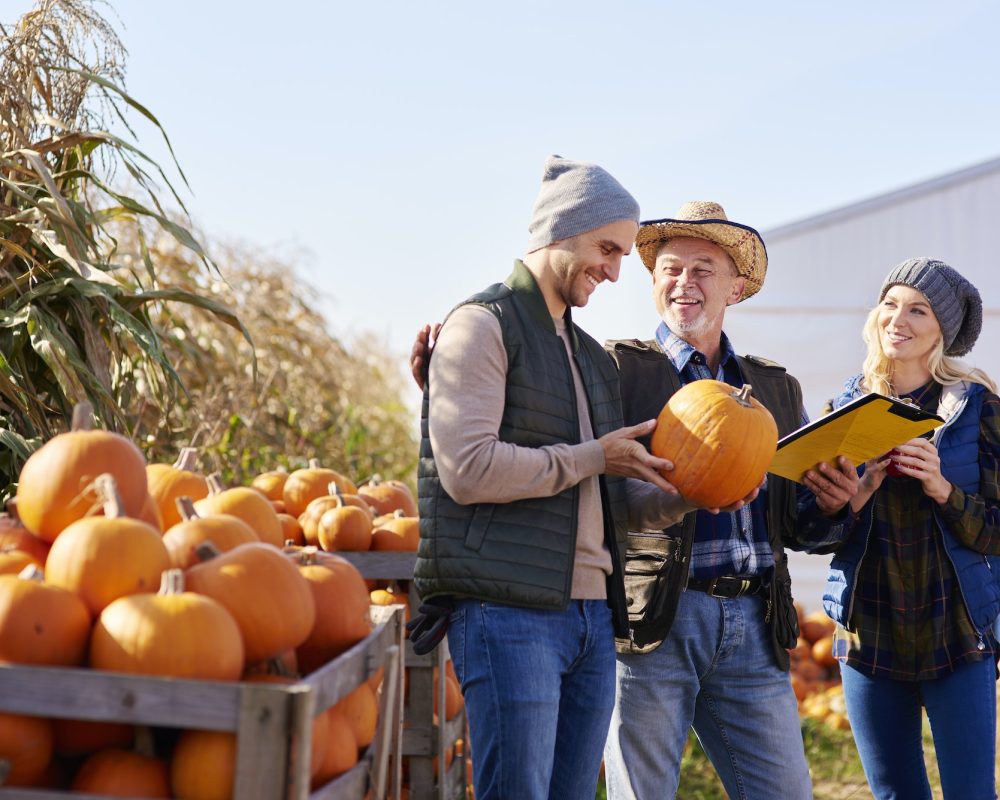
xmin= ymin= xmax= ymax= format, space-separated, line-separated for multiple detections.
xmin=687 ymin=575 xmax=765 ymax=599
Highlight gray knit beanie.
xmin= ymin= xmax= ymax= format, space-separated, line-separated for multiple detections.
xmin=879 ymin=257 xmax=983 ymax=356
xmin=526 ymin=155 xmax=640 ymax=253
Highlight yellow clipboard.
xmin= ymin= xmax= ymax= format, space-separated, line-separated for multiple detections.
xmin=768 ymin=393 xmax=944 ymax=483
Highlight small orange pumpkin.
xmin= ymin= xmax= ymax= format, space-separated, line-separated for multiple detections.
xmin=44 ymin=475 xmax=171 ymax=615
xmin=90 ymin=569 xmax=244 ymax=681
xmin=283 ymin=462 xmax=358 ymax=518
xmin=71 ymin=748 xmax=170 ymax=797
xmin=317 ymin=505 xmax=372 ymax=552
xmin=170 ymin=730 xmax=237 ymax=800
xmin=195 ymin=476 xmax=283 ymax=548
xmin=145 ymin=447 xmax=208 ymax=529
xmin=358 ymin=475 xmax=417 ymax=518
xmin=162 ymin=498 xmax=259 ymax=569
xmin=250 ymin=469 xmax=289 ymax=502
xmin=0 ymin=712 xmax=53 ymax=787
xmin=0 ymin=566 xmax=91 ymax=666
xmin=15 ymin=404 xmax=148 ymax=542
xmin=185 ymin=542 xmax=317 ymax=663
xmin=650 ymin=381 xmax=778 ymax=508
xmin=370 ymin=510 xmax=419 ymax=552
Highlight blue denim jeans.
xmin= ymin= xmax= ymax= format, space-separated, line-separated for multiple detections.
xmin=446 ymin=598 xmax=615 ymax=800
xmin=604 ymin=588 xmax=812 ymax=800
xmin=840 ymin=658 xmax=997 ymax=800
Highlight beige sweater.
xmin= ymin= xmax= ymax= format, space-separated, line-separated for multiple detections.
xmin=428 ymin=304 xmax=689 ymax=599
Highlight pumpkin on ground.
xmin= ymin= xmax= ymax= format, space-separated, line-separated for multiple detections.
xmin=15 ymin=404 xmax=149 ymax=542
xmin=44 ymin=475 xmax=170 ymax=615
xmin=650 ymin=380 xmax=778 ymax=508
xmin=90 ymin=569 xmax=244 ymax=681
xmin=185 ymin=542 xmax=316 ymax=663
xmin=0 ymin=566 xmax=91 ymax=666
xmin=145 ymin=447 xmax=208 ymax=530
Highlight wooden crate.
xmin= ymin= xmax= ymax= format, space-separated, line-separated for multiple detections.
xmin=0 ymin=606 xmax=405 ymax=800
xmin=337 ymin=552 xmax=468 ymax=800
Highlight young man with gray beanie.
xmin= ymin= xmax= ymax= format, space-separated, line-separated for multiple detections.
xmin=409 ymin=156 xmax=739 ymax=800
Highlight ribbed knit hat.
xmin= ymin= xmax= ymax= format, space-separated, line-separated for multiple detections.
xmin=526 ymin=155 xmax=640 ymax=253
xmin=879 ymin=257 xmax=982 ymax=356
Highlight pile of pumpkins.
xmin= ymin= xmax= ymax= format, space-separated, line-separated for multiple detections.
xmin=0 ymin=404 xmax=417 ymax=795
xmin=788 ymin=603 xmax=850 ymax=731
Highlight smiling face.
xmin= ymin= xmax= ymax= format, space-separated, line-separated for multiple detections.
xmin=878 ymin=284 xmax=942 ymax=366
xmin=543 ymin=218 xmax=639 ymax=313
xmin=652 ymin=237 xmax=744 ymax=345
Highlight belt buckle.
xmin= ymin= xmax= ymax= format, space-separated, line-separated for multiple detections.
xmin=708 ymin=577 xmax=750 ymax=598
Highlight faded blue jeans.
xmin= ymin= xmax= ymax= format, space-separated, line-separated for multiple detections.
xmin=840 ymin=657 xmax=997 ymax=800
xmin=446 ymin=598 xmax=616 ymax=800
xmin=604 ymin=588 xmax=812 ymax=800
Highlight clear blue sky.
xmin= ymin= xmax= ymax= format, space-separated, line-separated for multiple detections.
xmin=7 ymin=1 xmax=1000 ymax=412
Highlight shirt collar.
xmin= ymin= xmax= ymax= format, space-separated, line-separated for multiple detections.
xmin=654 ymin=322 xmax=736 ymax=375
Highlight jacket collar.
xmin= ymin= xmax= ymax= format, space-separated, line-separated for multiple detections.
xmin=505 ymin=259 xmax=580 ymax=353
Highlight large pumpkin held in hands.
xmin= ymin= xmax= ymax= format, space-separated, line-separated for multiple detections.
xmin=650 ymin=380 xmax=778 ymax=508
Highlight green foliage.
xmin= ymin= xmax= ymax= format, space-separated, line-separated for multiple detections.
xmin=0 ymin=0 xmax=249 ymax=498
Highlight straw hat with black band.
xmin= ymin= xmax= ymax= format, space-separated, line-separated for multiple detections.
xmin=635 ymin=201 xmax=768 ymax=302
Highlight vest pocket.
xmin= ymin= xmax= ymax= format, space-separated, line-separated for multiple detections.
xmin=463 ymin=504 xmax=496 ymax=551
xmin=623 ymin=532 xmax=688 ymax=649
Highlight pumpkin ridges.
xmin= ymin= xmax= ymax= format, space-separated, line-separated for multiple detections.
xmin=146 ymin=449 xmax=209 ymax=530
xmin=651 ymin=380 xmax=777 ymax=508
xmin=0 ymin=567 xmax=92 ymax=667
xmin=195 ymin=479 xmax=283 ymax=548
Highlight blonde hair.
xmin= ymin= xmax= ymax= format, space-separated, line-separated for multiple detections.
xmin=860 ymin=306 xmax=996 ymax=396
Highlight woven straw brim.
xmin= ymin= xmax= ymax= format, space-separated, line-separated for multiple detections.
xmin=636 ymin=218 xmax=767 ymax=302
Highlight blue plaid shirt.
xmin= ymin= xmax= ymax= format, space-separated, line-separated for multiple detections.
xmin=656 ymin=323 xmax=809 ymax=580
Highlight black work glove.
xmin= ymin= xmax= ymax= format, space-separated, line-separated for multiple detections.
xmin=406 ymin=596 xmax=455 ymax=655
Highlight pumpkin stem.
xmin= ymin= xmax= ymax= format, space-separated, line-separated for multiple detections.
xmin=299 ymin=545 xmax=319 ymax=565
xmin=94 ymin=473 xmax=125 ymax=519
xmin=16 ymin=564 xmax=44 ymax=581
xmin=71 ymin=401 xmax=94 ymax=432
xmin=393 ymin=509 xmax=405 ymax=520
xmin=308 ymin=458 xmax=321 ymax=469
xmin=194 ymin=541 xmax=223 ymax=562
xmin=734 ymin=384 xmax=754 ymax=407
xmin=173 ymin=447 xmax=200 ymax=472
xmin=175 ymin=496 xmax=200 ymax=522
xmin=329 ymin=482 xmax=342 ymax=497
xmin=206 ymin=473 xmax=225 ymax=496
xmin=159 ymin=568 xmax=186 ymax=595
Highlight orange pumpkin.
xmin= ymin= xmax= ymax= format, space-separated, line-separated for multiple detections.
xmin=0 ymin=566 xmax=91 ymax=666
xmin=0 ymin=547 xmax=40 ymax=575
xmin=51 ymin=719 xmax=133 ymax=758
xmin=801 ymin=610 xmax=836 ymax=644
xmin=432 ymin=666 xmax=465 ymax=721
xmin=250 ymin=469 xmax=289 ymax=502
xmin=358 ymin=475 xmax=417 ymax=518
xmin=195 ymin=476 xmax=283 ymax=548
xmin=162 ymin=498 xmax=259 ymax=569
xmin=0 ymin=510 xmax=50 ymax=565
xmin=283 ymin=464 xmax=358 ymax=518
xmin=185 ymin=542 xmax=317 ymax=663
xmin=277 ymin=512 xmax=305 ymax=546
xmin=145 ymin=447 xmax=208 ymax=529
xmin=71 ymin=748 xmax=170 ymax=797
xmin=650 ymin=380 xmax=778 ymax=508
xmin=337 ymin=683 xmax=378 ymax=750
xmin=812 ymin=635 xmax=838 ymax=668
xmin=15 ymin=403 xmax=149 ymax=542
xmin=0 ymin=712 xmax=53 ymax=787
xmin=370 ymin=510 xmax=419 ymax=552
xmin=170 ymin=730 xmax=237 ymax=800
xmin=44 ymin=475 xmax=170 ymax=615
xmin=90 ymin=569 xmax=244 ymax=680
xmin=288 ymin=548 xmax=373 ymax=674
xmin=317 ymin=506 xmax=372 ymax=552
xmin=312 ymin=706 xmax=358 ymax=786
xmin=370 ymin=587 xmax=410 ymax=623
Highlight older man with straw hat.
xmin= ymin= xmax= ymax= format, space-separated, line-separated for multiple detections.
xmin=602 ymin=201 xmax=855 ymax=800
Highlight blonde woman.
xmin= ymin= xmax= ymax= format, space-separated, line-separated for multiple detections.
xmin=809 ymin=258 xmax=1000 ymax=800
